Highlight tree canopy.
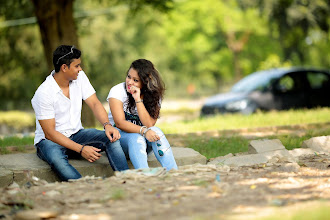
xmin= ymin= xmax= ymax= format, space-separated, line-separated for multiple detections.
xmin=0 ymin=0 xmax=329 ymax=111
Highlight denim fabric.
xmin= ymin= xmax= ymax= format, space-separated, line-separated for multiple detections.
xmin=36 ymin=128 xmax=129 ymax=181
xmin=119 ymin=127 xmax=178 ymax=171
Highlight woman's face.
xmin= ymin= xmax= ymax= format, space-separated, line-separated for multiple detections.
xmin=126 ymin=68 xmax=143 ymax=93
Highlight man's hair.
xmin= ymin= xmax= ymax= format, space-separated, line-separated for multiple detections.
xmin=53 ymin=45 xmax=81 ymax=72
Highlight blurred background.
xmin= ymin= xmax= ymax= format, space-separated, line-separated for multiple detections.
xmin=0 ymin=0 xmax=329 ymax=130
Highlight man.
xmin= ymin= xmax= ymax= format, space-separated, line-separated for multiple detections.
xmin=31 ymin=45 xmax=129 ymax=181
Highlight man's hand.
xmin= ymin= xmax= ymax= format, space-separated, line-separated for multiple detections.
xmin=105 ymin=125 xmax=121 ymax=142
xmin=81 ymin=145 xmax=102 ymax=163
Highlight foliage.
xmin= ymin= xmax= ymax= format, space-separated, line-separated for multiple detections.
xmin=0 ymin=0 xmax=329 ymax=109
xmin=0 ymin=111 xmax=35 ymax=130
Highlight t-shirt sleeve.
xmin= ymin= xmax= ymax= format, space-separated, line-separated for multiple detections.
xmin=107 ymin=83 xmax=126 ymax=103
xmin=31 ymin=90 xmax=55 ymax=120
xmin=79 ymin=71 xmax=96 ymax=100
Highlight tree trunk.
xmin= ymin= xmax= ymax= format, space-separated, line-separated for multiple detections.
xmin=31 ymin=0 xmax=95 ymax=127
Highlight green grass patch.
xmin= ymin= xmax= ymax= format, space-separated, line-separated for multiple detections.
xmin=159 ymin=107 xmax=330 ymax=134
xmin=0 ymin=136 xmax=34 ymax=154
xmin=182 ymin=126 xmax=330 ymax=159
xmin=187 ymin=136 xmax=249 ymax=159
xmin=257 ymin=202 xmax=330 ymax=220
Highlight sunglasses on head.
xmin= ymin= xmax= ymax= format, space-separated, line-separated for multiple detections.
xmin=155 ymin=135 xmax=170 ymax=157
xmin=56 ymin=45 xmax=75 ymax=64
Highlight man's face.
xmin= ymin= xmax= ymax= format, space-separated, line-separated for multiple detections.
xmin=64 ymin=58 xmax=82 ymax=81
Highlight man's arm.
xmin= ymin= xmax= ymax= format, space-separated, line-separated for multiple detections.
xmin=39 ymin=118 xmax=101 ymax=162
xmin=84 ymin=93 xmax=120 ymax=142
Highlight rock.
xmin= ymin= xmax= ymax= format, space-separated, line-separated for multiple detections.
xmin=302 ymin=136 xmax=330 ymax=154
xmin=277 ymin=163 xmax=300 ymax=172
xmin=207 ymin=153 xmax=233 ymax=165
xmin=248 ymin=139 xmax=285 ymax=154
xmin=289 ymin=148 xmax=316 ymax=158
xmin=14 ymin=209 xmax=59 ymax=220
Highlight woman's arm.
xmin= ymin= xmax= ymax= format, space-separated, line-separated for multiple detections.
xmin=129 ymin=85 xmax=157 ymax=127
xmin=109 ymin=98 xmax=161 ymax=142
xmin=109 ymin=98 xmax=141 ymax=133
xmin=135 ymin=100 xmax=157 ymax=127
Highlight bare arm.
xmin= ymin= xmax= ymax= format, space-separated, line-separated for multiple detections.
xmin=129 ymin=85 xmax=157 ymax=127
xmin=39 ymin=119 xmax=101 ymax=162
xmin=84 ymin=93 xmax=120 ymax=142
xmin=109 ymin=98 xmax=160 ymax=142
xmin=109 ymin=98 xmax=141 ymax=133
xmin=135 ymin=100 xmax=157 ymax=127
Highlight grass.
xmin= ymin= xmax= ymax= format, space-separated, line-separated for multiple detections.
xmin=256 ymin=202 xmax=330 ymax=220
xmin=0 ymin=108 xmax=329 ymax=157
xmin=183 ymin=126 xmax=330 ymax=159
xmin=0 ymin=136 xmax=34 ymax=154
xmin=159 ymin=107 xmax=330 ymax=134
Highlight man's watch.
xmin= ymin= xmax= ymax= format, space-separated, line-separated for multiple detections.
xmin=103 ymin=122 xmax=111 ymax=129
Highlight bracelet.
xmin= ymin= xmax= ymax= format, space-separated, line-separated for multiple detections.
xmin=79 ymin=145 xmax=86 ymax=155
xmin=139 ymin=126 xmax=147 ymax=135
xmin=143 ymin=128 xmax=151 ymax=137
xmin=103 ymin=122 xmax=110 ymax=129
xmin=136 ymin=100 xmax=143 ymax=104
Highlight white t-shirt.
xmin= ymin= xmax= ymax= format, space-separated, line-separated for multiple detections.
xmin=107 ymin=82 xmax=142 ymax=126
xmin=31 ymin=70 xmax=95 ymax=145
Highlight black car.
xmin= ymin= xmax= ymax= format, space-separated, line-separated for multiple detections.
xmin=201 ymin=67 xmax=330 ymax=116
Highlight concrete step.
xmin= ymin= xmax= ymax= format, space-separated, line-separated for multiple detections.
xmin=0 ymin=147 xmax=206 ymax=187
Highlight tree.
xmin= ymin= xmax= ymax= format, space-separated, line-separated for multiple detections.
xmin=30 ymin=0 xmax=173 ymax=127
xmin=257 ymin=0 xmax=330 ymax=62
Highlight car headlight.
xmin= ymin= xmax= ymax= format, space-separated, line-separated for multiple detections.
xmin=225 ymin=99 xmax=249 ymax=111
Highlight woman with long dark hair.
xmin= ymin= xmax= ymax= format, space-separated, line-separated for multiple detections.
xmin=107 ymin=59 xmax=177 ymax=170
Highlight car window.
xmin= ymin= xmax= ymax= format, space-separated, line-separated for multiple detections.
xmin=231 ymin=72 xmax=276 ymax=93
xmin=306 ymin=72 xmax=330 ymax=89
xmin=277 ymin=75 xmax=294 ymax=92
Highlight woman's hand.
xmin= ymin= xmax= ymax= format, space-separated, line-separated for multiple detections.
xmin=145 ymin=129 xmax=160 ymax=142
xmin=129 ymin=85 xmax=141 ymax=101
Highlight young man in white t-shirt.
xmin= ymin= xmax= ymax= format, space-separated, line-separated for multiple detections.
xmin=31 ymin=45 xmax=129 ymax=181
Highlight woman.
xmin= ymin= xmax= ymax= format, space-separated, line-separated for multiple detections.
xmin=107 ymin=59 xmax=178 ymax=171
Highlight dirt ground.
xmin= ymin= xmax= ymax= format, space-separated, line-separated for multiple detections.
xmin=1 ymin=122 xmax=330 ymax=219
xmin=1 ymin=152 xmax=329 ymax=220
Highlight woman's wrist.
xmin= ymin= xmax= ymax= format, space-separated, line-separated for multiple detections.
xmin=139 ymin=126 xmax=147 ymax=135
xmin=143 ymin=128 xmax=151 ymax=137
xmin=136 ymin=99 xmax=143 ymax=104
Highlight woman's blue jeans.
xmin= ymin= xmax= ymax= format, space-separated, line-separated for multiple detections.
xmin=36 ymin=128 xmax=129 ymax=181
xmin=119 ymin=127 xmax=178 ymax=171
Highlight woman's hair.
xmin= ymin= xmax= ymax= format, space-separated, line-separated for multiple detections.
xmin=126 ymin=59 xmax=165 ymax=119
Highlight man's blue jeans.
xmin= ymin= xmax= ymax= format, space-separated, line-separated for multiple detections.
xmin=36 ymin=128 xmax=129 ymax=181
xmin=119 ymin=127 xmax=178 ymax=171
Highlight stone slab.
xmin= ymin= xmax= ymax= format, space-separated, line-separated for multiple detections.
xmin=0 ymin=168 xmax=13 ymax=187
xmin=0 ymin=147 xmax=206 ymax=187
xmin=289 ymin=148 xmax=316 ymax=158
xmin=210 ymin=149 xmax=296 ymax=167
xmin=248 ymin=139 xmax=285 ymax=154
xmin=302 ymin=136 xmax=330 ymax=154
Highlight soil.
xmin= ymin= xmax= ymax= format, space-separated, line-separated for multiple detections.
xmin=1 ymin=153 xmax=329 ymax=220
xmin=1 ymin=122 xmax=329 ymax=219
